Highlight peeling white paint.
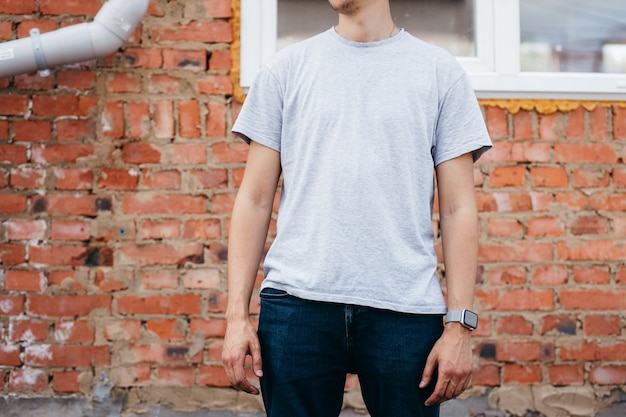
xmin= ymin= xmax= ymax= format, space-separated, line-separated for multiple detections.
xmin=11 ymin=367 xmax=46 ymax=386
xmin=26 ymin=344 xmax=53 ymax=361
xmin=54 ymin=321 xmax=74 ymax=343
xmin=0 ymin=299 xmax=14 ymax=314
xmin=494 ymin=193 xmax=511 ymax=212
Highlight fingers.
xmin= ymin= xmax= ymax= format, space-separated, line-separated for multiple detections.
xmin=424 ymin=364 xmax=472 ymax=406
xmin=222 ymin=349 xmax=261 ymax=395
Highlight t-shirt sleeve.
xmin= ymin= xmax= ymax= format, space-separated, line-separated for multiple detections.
xmin=232 ymin=66 xmax=283 ymax=152
xmin=432 ymin=72 xmax=492 ymax=166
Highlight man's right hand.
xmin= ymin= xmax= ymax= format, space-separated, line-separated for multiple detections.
xmin=221 ymin=318 xmax=264 ymax=395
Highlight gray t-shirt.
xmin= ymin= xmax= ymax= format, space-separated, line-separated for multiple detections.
xmin=233 ymin=28 xmax=492 ymax=314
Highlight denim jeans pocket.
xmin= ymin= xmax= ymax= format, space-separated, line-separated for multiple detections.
xmin=259 ymin=287 xmax=290 ymax=299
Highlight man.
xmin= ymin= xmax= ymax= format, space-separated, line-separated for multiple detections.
xmin=222 ymin=0 xmax=492 ymax=415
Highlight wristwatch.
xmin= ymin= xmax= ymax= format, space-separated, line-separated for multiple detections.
xmin=445 ymin=309 xmax=478 ymax=331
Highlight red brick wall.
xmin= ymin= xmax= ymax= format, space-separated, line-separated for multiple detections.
xmin=0 ymin=0 xmax=625 ymax=412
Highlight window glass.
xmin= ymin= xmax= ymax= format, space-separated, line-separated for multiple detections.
xmin=277 ymin=0 xmax=476 ymax=56
xmin=520 ymin=0 xmax=626 ymax=73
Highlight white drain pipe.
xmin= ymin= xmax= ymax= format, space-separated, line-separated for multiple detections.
xmin=0 ymin=0 xmax=149 ymax=78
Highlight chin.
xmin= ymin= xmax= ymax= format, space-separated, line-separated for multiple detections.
xmin=328 ymin=0 xmax=360 ymax=14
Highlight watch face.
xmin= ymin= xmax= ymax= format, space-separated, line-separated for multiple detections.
xmin=464 ymin=310 xmax=478 ymax=329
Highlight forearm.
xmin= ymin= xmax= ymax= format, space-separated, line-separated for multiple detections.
xmin=440 ymin=204 xmax=478 ymax=311
xmin=226 ymin=193 xmax=274 ymax=321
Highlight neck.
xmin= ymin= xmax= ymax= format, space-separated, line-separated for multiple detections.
xmin=333 ymin=1 xmax=396 ymax=42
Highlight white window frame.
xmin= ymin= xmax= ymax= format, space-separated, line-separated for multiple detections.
xmin=240 ymin=0 xmax=626 ymax=100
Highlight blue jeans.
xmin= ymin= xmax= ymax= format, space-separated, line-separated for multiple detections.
xmin=257 ymin=288 xmax=443 ymax=417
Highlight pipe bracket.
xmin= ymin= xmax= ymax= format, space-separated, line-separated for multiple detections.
xmin=29 ymin=28 xmax=50 ymax=77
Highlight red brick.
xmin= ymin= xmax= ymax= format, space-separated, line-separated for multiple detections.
xmin=197 ymin=365 xmax=230 ymax=387
xmin=572 ymin=265 xmax=610 ymax=284
xmin=210 ymin=192 xmax=235 ymax=214
xmin=120 ymin=47 xmax=164 ymax=69
xmin=189 ymin=318 xmax=226 ymax=338
xmin=171 ymin=144 xmax=207 ymax=164
xmin=531 ymin=166 xmax=568 ymax=188
xmin=197 ymin=75 xmax=233 ymax=95
xmin=52 ymin=371 xmax=82 ymax=393
xmin=120 ymin=243 xmax=204 ymax=266
xmin=40 ymin=0 xmax=101 ymax=15
xmin=163 ymin=49 xmax=206 ymax=70
xmin=565 ymin=107 xmax=585 ymax=139
xmin=204 ymin=0 xmax=233 ymax=18
xmin=206 ymin=102 xmax=226 ymax=138
xmin=32 ymin=95 xmax=97 ymax=117
xmin=0 ymin=244 xmax=26 ymax=266
xmin=471 ymin=365 xmax=500 ymax=387
xmin=527 ymin=217 xmax=564 ymax=237
xmin=571 ymin=216 xmax=608 ymax=236
xmin=478 ymin=241 xmax=553 ymax=262
xmin=485 ymin=106 xmax=508 ymax=140
xmin=47 ymin=270 xmax=86 ymax=291
xmin=127 ymin=101 xmax=150 ymax=139
xmin=207 ymin=291 xmax=228 ymax=313
xmin=589 ymin=106 xmax=608 ymax=140
xmin=30 ymin=244 xmax=112 ymax=267
xmin=583 ymin=315 xmax=621 ymax=336
xmin=0 ymin=295 xmax=25 ymax=316
xmin=31 ymin=144 xmax=96 ymax=164
xmin=496 ymin=340 xmax=554 ymax=362
xmin=538 ymin=113 xmax=562 ymax=140
xmin=4 ymin=270 xmax=44 ymax=292
xmin=105 ymin=72 xmax=141 ymax=93
xmin=16 ymin=19 xmax=56 ymax=38
xmin=57 ymin=70 xmax=97 ymax=91
xmin=0 ymin=94 xmax=29 ymax=115
xmin=486 ymin=219 xmax=523 ymax=238
xmin=9 ymin=369 xmax=48 ymax=391
xmin=94 ymin=269 xmax=129 ymax=292
xmin=122 ymin=142 xmax=162 ymax=164
xmin=483 ymin=142 xmax=549 ymax=163
xmin=9 ymin=319 xmax=48 ymax=343
xmin=555 ymin=143 xmax=618 ymax=163
xmin=513 ymin=110 xmax=534 ymax=140
xmin=560 ymin=341 xmax=626 ymax=361
xmin=503 ymin=364 xmax=541 ymax=384
xmin=103 ymin=101 xmax=125 ymax=139
xmin=183 ymin=219 xmax=221 ymax=240
xmin=178 ymin=100 xmax=202 ymax=138
xmin=531 ymin=265 xmax=568 ymax=285
xmin=117 ymin=295 xmax=201 ymax=316
xmin=182 ymin=268 xmax=220 ymax=289
xmin=151 ymin=22 xmax=232 ymax=43
xmin=572 ymin=168 xmax=610 ymax=188
xmin=0 ymin=344 xmax=21 ymax=365
xmin=0 ymin=21 xmax=10 ymax=40
xmin=149 ymin=74 xmax=182 ymax=94
xmin=548 ymin=365 xmax=584 ymax=386
xmin=557 ymin=240 xmax=626 ymax=261
xmin=121 ymin=343 xmax=202 ymax=365
xmin=98 ymin=168 xmax=139 ymax=190
xmin=50 ymin=220 xmax=90 ymax=241
xmin=146 ymin=319 xmax=186 ymax=341
xmin=140 ymin=219 xmax=180 ymax=239
xmin=25 ymin=344 xmax=109 ymax=367
xmin=489 ymin=166 xmax=526 ymax=187
xmin=53 ymin=321 xmax=93 ymax=344
xmin=104 ymin=320 xmax=142 ymax=341
xmin=0 ymin=0 xmax=35 ymax=13
xmin=476 ymin=288 xmax=554 ymax=311
xmin=589 ymin=366 xmax=626 ymax=385
xmin=541 ymin=315 xmax=577 ymax=335
xmin=560 ymin=288 xmax=626 ymax=310
xmin=189 ymin=169 xmax=228 ymax=189
xmin=476 ymin=192 xmax=533 ymax=213
xmin=5 ymin=219 xmax=46 ymax=241
xmin=139 ymin=271 xmax=179 ymax=290
xmin=141 ymin=170 xmax=181 ymax=190
xmin=0 ymin=146 xmax=27 ymax=166
xmin=32 ymin=195 xmax=109 ymax=216
xmin=495 ymin=315 xmax=533 ymax=335
xmin=0 ymin=195 xmax=27 ymax=214
xmin=153 ymin=100 xmax=174 ymax=139
xmin=487 ymin=266 xmax=526 ymax=285
xmin=155 ymin=367 xmax=195 ymax=386
xmin=54 ymin=168 xmax=93 ymax=190
xmin=28 ymin=294 xmax=110 ymax=317
xmin=208 ymin=49 xmax=232 ymax=70
xmin=613 ymin=105 xmax=626 ymax=140
xmin=13 ymin=121 xmax=52 ymax=142
xmin=0 ymin=120 xmax=8 ymax=138
xmin=122 ymin=194 xmax=206 ymax=214
xmin=10 ymin=166 xmax=46 ymax=189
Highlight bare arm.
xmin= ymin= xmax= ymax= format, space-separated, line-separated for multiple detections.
xmin=222 ymin=141 xmax=281 ymax=395
xmin=421 ymin=152 xmax=478 ymax=405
